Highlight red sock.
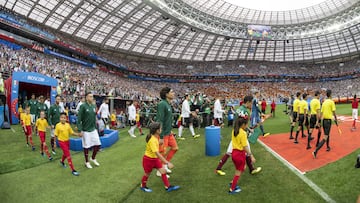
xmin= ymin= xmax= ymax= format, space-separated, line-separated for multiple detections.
xmin=141 ymin=175 xmax=149 ymax=187
xmin=40 ymin=143 xmax=43 ymax=153
xmin=61 ymin=154 xmax=66 ymax=163
xmin=92 ymin=146 xmax=99 ymax=159
xmin=353 ymin=120 xmax=356 ymax=128
xmin=166 ymin=149 xmax=177 ymax=162
xmin=26 ymin=136 xmax=29 ymax=144
xmin=67 ymin=156 xmax=75 ymax=171
xmin=161 ymin=173 xmax=170 ymax=188
xmin=231 ymin=175 xmax=240 ymax=191
xmin=43 ymin=144 xmax=51 ymax=157
xmin=29 ymin=136 xmax=34 ymax=146
xmin=139 ymin=128 xmax=143 ymax=134
xmin=216 ymin=154 xmax=230 ymax=170
xmin=246 ymin=155 xmax=255 ymax=172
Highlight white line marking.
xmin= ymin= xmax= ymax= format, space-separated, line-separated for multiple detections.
xmin=11 ymin=128 xmax=16 ymax=133
xmin=258 ymin=140 xmax=336 ymax=203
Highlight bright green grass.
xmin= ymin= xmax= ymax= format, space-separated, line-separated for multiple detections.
xmin=0 ymin=104 xmax=358 ymax=203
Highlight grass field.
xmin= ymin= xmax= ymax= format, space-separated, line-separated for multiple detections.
xmin=0 ymin=104 xmax=359 ymax=203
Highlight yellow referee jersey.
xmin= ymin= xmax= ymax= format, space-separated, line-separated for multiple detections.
xmin=321 ymin=99 xmax=336 ymax=119
xmin=310 ymin=98 xmax=320 ymax=115
xmin=293 ymin=98 xmax=300 ymax=113
xmin=299 ymin=100 xmax=308 ymax=114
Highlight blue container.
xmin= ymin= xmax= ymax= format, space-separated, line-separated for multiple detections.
xmin=205 ymin=126 xmax=221 ymax=156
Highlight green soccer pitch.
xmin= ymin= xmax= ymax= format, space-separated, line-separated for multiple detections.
xmin=0 ymin=104 xmax=359 ymax=203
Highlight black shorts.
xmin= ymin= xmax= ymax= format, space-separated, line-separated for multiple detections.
xmin=304 ymin=116 xmax=309 ymax=126
xmin=128 ymin=120 xmax=136 ymax=126
xmin=298 ymin=114 xmax=305 ymax=125
xmin=182 ymin=116 xmax=193 ymax=127
xmin=322 ymin=119 xmax=332 ymax=135
xmin=292 ymin=112 xmax=298 ymax=122
xmin=310 ymin=115 xmax=320 ymax=129
xmin=214 ymin=118 xmax=223 ymax=126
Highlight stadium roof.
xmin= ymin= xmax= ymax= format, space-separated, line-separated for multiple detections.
xmin=183 ymin=0 xmax=357 ymax=25
xmin=2 ymin=0 xmax=360 ymax=62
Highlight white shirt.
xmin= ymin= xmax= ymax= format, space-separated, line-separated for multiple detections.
xmin=128 ymin=104 xmax=136 ymax=121
xmin=214 ymin=99 xmax=224 ymax=119
xmin=181 ymin=99 xmax=191 ymax=118
xmin=75 ymin=101 xmax=83 ymax=113
xmin=98 ymin=103 xmax=110 ymax=118
xmin=44 ymin=100 xmax=51 ymax=109
xmin=59 ymin=102 xmax=65 ymax=113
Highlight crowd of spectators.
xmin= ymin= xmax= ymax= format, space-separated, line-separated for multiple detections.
xmin=124 ymin=58 xmax=360 ymax=77
xmin=1 ymin=44 xmax=359 ymax=107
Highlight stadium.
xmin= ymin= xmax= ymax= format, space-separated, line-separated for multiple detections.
xmin=0 ymin=0 xmax=359 ymax=202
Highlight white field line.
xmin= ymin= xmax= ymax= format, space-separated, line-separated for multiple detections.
xmin=258 ymin=140 xmax=336 ymax=203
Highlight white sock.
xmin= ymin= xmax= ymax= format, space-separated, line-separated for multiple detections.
xmin=178 ymin=125 xmax=183 ymax=137
xmin=130 ymin=126 xmax=136 ymax=135
xmin=189 ymin=125 xmax=195 ymax=136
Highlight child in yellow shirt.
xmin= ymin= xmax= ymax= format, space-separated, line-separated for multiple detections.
xmin=140 ymin=122 xmax=180 ymax=193
xmin=35 ymin=111 xmax=52 ymax=160
xmin=229 ymin=116 xmax=255 ymax=194
xmin=110 ymin=110 xmax=117 ymax=129
xmin=22 ymin=107 xmax=35 ymax=151
xmin=18 ymin=104 xmax=23 ymax=121
xmin=55 ymin=112 xmax=81 ymax=176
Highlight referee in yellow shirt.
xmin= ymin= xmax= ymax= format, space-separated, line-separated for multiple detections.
xmin=307 ymin=91 xmax=321 ymax=149
xmin=294 ymin=93 xmax=308 ymax=144
xmin=313 ymin=89 xmax=337 ymax=158
xmin=290 ymin=92 xmax=301 ymax=139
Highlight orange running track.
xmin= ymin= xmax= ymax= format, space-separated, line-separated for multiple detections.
xmin=259 ymin=116 xmax=360 ymax=173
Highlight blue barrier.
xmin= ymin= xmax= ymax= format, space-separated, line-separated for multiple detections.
xmin=0 ymin=39 xmax=23 ymax=50
xmin=0 ymin=106 xmax=10 ymax=127
xmin=44 ymin=49 xmax=95 ymax=68
xmin=57 ymin=129 xmax=119 ymax=151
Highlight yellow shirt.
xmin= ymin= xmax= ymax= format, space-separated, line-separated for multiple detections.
xmin=20 ymin=112 xmax=24 ymax=121
xmin=144 ymin=135 xmax=159 ymax=158
xmin=110 ymin=114 xmax=116 ymax=122
xmin=321 ymin=99 xmax=336 ymax=119
xmin=232 ymin=128 xmax=248 ymax=151
xmin=293 ymin=98 xmax=300 ymax=113
xmin=310 ymin=98 xmax=320 ymax=115
xmin=23 ymin=114 xmax=31 ymax=126
xmin=55 ymin=122 xmax=74 ymax=142
xmin=136 ymin=113 xmax=140 ymax=122
xmin=36 ymin=118 xmax=48 ymax=132
xmin=299 ymin=100 xmax=308 ymax=115
xmin=18 ymin=107 xmax=23 ymax=115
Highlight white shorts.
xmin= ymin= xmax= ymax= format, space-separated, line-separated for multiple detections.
xmin=30 ymin=114 xmax=36 ymax=124
xmin=353 ymin=109 xmax=358 ymax=120
xmin=50 ymin=128 xmax=55 ymax=138
xmin=226 ymin=140 xmax=251 ymax=154
xmin=82 ymin=130 xmax=101 ymax=148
